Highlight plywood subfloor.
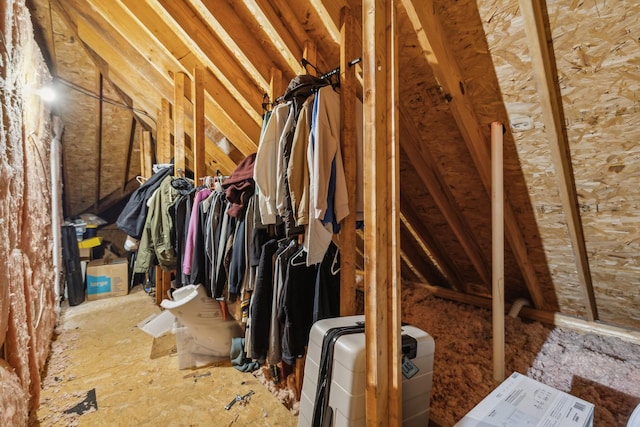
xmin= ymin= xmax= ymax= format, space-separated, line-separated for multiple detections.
xmin=31 ymin=286 xmax=297 ymax=427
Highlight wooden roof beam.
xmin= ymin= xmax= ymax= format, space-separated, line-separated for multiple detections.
xmin=400 ymin=111 xmax=489 ymax=289
xmin=121 ymin=0 xmax=260 ymax=156
xmin=401 ymin=0 xmax=546 ymax=310
xmin=240 ymin=0 xmax=304 ymax=75
xmin=399 ymin=220 xmax=448 ymax=287
xmin=156 ymin=0 xmax=265 ymax=119
xmin=188 ymin=0 xmax=272 ymax=91
xmin=400 ymin=193 xmax=466 ymax=291
xmin=518 ymin=0 xmax=597 ymax=321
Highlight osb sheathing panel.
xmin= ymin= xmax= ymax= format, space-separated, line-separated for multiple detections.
xmin=49 ymin=6 xmax=137 ymax=216
xmin=99 ymin=79 xmax=138 ymax=200
xmin=397 ymin=5 xmax=533 ymax=300
xmin=1 ymin=1 xmax=58 ymax=424
xmin=477 ymin=0 xmax=640 ymax=328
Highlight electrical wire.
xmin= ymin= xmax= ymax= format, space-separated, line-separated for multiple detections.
xmin=54 ymin=77 xmax=158 ymax=128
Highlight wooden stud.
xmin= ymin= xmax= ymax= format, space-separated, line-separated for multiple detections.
xmin=518 ymin=0 xmax=597 ymax=321
xmin=157 ymin=98 xmax=172 ymax=164
xmin=339 ymin=6 xmax=357 ymax=316
xmin=193 ymin=67 xmax=206 ymax=182
xmin=302 ymin=40 xmax=317 ymax=75
xmin=174 ymin=72 xmax=188 ymax=177
xmin=123 ymin=117 xmax=136 ymax=191
xmin=140 ymin=130 xmax=153 ymax=179
xmin=94 ymin=72 xmax=104 ymax=211
xmin=269 ymin=68 xmax=283 ymax=107
xmin=491 ymin=121 xmax=505 ymax=382
xmin=363 ymin=0 xmax=402 ymax=424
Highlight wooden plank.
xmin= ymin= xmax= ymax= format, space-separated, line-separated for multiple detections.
xmin=491 ymin=121 xmax=505 ymax=382
xmin=157 ymin=0 xmax=263 ymax=119
xmin=140 ymin=131 xmax=153 ymax=179
xmin=363 ymin=0 xmax=402 ymax=424
xmin=407 ymin=281 xmax=640 ymax=346
xmin=269 ymin=68 xmax=283 ymax=104
xmin=123 ymin=117 xmax=136 ymax=191
xmin=267 ymin=0 xmax=330 ymax=73
xmin=517 ymin=0 xmax=597 ymax=321
xmin=79 ymin=0 xmax=241 ymax=172
xmin=193 ymin=67 xmax=206 ymax=182
xmin=94 ymin=72 xmax=104 ymax=210
xmin=401 ymin=0 xmax=546 ymax=310
xmin=120 ymin=0 xmax=260 ymax=156
xmin=174 ymin=72 xmax=188 ymax=177
xmin=399 ymin=196 xmax=463 ymax=290
xmin=246 ymin=0 xmax=304 ymax=74
xmin=399 ymin=222 xmax=447 ymax=287
xmin=399 ymin=110 xmax=489 ymax=289
xmin=339 ymin=6 xmax=357 ymax=316
xmin=157 ymin=98 xmax=172 ymax=164
xmin=302 ymin=41 xmax=317 ymax=75
xmin=189 ymin=0 xmax=271 ymax=91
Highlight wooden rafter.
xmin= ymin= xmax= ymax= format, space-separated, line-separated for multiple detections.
xmin=156 ymin=0 xmax=264 ymax=121
xmin=401 ymin=0 xmax=546 ymax=310
xmin=399 ymin=193 xmax=465 ymax=291
xmin=399 ymin=110 xmax=490 ymax=289
xmin=239 ymin=0 xmax=303 ymax=74
xmin=120 ymin=0 xmax=260 ymax=156
xmin=518 ymin=0 xmax=597 ymax=321
xmin=188 ymin=0 xmax=271 ymax=91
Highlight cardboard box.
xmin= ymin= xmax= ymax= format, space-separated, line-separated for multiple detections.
xmin=455 ymin=372 xmax=594 ymax=427
xmin=86 ymin=257 xmax=129 ymax=300
xmin=78 ymin=247 xmax=92 ymax=260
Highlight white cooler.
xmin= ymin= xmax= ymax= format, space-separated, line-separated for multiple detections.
xmin=298 ymin=315 xmax=435 ymax=427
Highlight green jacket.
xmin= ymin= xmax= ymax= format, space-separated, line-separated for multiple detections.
xmin=134 ymin=175 xmax=187 ymax=273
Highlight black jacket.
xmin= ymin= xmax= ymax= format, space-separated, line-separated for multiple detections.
xmin=117 ymin=166 xmax=173 ymax=239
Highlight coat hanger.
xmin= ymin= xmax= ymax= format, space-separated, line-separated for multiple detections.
xmin=290 ymin=246 xmax=307 ymax=267
xmin=330 ymin=247 xmax=340 ymax=275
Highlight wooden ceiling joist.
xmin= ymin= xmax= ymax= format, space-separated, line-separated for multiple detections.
xmin=518 ymin=0 xmax=597 ymax=321
xmin=401 ymin=0 xmax=546 ymax=310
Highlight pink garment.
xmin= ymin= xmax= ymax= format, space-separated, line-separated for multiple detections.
xmin=182 ymin=188 xmax=212 ymax=275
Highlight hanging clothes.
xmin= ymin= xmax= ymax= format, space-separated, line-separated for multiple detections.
xmin=287 ymin=94 xmax=315 ymax=227
xmin=254 ymin=102 xmax=290 ymax=225
xmin=134 ymin=174 xmax=192 ymax=274
xmin=182 ymin=188 xmax=212 ymax=276
xmin=278 ymin=75 xmax=326 ymax=237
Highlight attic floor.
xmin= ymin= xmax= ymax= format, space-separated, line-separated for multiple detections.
xmin=30 ymin=286 xmax=297 ymax=426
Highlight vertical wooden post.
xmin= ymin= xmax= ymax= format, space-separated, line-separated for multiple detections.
xmin=303 ymin=40 xmax=317 ymax=75
xmin=491 ymin=121 xmax=505 ymax=382
xmin=174 ymin=72 xmax=187 ymax=177
xmin=269 ymin=68 xmax=283 ymax=108
xmin=193 ymin=67 xmax=206 ymax=182
xmin=157 ymin=98 xmax=172 ymax=164
xmin=339 ymin=7 xmax=357 ymax=316
xmin=140 ymin=130 xmax=153 ymax=178
xmin=94 ymin=73 xmax=104 ymax=210
xmin=363 ymin=0 xmax=402 ymax=425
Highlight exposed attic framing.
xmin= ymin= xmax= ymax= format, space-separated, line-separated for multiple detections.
xmin=25 ymin=0 xmax=640 ymax=422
